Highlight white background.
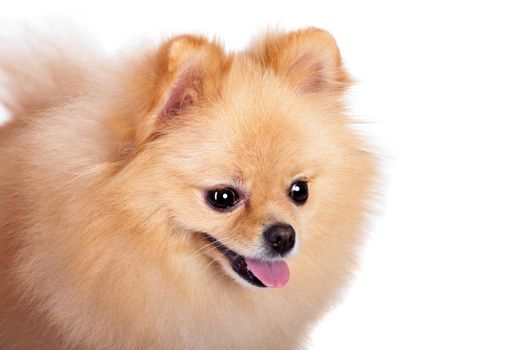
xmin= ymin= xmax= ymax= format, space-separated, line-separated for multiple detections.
xmin=1 ymin=1 xmax=524 ymax=349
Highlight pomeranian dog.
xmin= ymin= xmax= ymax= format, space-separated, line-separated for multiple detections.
xmin=0 ymin=27 xmax=375 ymax=349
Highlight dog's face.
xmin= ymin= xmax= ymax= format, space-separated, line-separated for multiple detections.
xmin=113 ymin=29 xmax=356 ymax=289
xmin=157 ymin=73 xmax=342 ymax=288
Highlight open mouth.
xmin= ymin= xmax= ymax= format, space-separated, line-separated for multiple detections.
xmin=204 ymin=235 xmax=290 ymax=288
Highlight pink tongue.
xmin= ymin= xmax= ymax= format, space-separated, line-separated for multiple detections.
xmin=245 ymin=258 xmax=290 ymax=288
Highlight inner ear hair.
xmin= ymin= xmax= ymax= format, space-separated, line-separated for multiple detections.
xmin=248 ymin=27 xmax=351 ymax=94
xmin=161 ymin=66 xmax=203 ymax=119
xmin=112 ymin=35 xmax=228 ymax=148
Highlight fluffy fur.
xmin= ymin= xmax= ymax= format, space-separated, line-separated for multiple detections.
xmin=0 ymin=27 xmax=375 ymax=349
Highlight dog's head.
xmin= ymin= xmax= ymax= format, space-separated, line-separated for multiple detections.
xmin=110 ymin=29 xmax=367 ymax=289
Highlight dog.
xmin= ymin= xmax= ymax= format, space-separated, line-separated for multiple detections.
xmin=0 ymin=27 xmax=375 ymax=349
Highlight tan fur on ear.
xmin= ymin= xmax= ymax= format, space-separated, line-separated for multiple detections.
xmin=248 ymin=27 xmax=351 ymax=94
xmin=111 ymin=35 xmax=230 ymax=149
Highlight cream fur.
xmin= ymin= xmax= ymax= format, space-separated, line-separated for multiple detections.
xmin=0 ymin=28 xmax=375 ymax=349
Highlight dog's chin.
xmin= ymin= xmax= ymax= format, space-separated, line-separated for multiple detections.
xmin=202 ymin=234 xmax=290 ymax=289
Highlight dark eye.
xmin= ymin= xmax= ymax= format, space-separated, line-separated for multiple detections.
xmin=207 ymin=188 xmax=239 ymax=211
xmin=289 ymin=181 xmax=308 ymax=204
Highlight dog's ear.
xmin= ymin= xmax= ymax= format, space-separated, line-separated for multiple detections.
xmin=113 ymin=35 xmax=228 ymax=148
xmin=248 ymin=28 xmax=351 ymax=94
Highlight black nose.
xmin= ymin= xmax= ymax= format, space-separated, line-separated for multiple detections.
xmin=263 ymin=223 xmax=296 ymax=256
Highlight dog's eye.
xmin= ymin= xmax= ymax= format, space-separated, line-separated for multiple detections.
xmin=289 ymin=181 xmax=308 ymax=205
xmin=207 ymin=188 xmax=239 ymax=210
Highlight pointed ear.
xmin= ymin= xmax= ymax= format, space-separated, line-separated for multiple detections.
xmin=248 ymin=28 xmax=351 ymax=94
xmin=156 ymin=36 xmax=227 ymax=119
xmin=114 ymin=35 xmax=228 ymax=147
